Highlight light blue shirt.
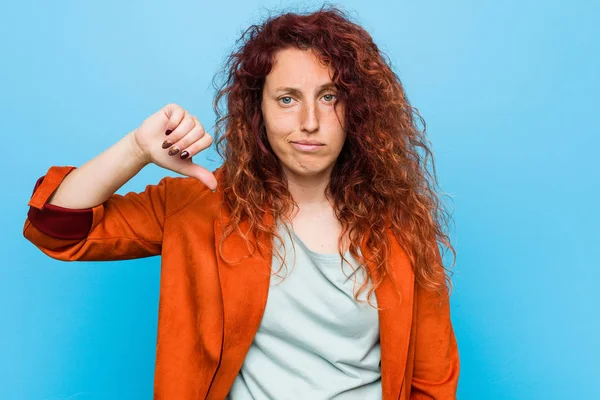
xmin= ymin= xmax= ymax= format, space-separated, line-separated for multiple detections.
xmin=227 ymin=219 xmax=381 ymax=399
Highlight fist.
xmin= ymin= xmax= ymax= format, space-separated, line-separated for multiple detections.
xmin=132 ymin=103 xmax=217 ymax=191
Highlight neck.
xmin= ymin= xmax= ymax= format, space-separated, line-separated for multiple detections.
xmin=284 ymin=167 xmax=333 ymax=209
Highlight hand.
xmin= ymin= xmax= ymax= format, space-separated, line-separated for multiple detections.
xmin=131 ymin=103 xmax=217 ymax=191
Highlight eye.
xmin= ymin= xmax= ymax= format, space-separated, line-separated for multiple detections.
xmin=279 ymin=96 xmax=294 ymax=105
xmin=323 ymin=93 xmax=337 ymax=102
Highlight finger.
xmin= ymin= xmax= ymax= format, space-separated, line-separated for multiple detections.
xmin=191 ymin=116 xmax=207 ymax=139
xmin=162 ymin=104 xmax=186 ymax=133
xmin=180 ymin=130 xmax=213 ymax=158
xmin=167 ymin=113 xmax=195 ymax=143
xmin=172 ymin=117 xmax=207 ymax=155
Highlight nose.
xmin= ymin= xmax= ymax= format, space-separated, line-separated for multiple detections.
xmin=300 ymin=101 xmax=319 ymax=133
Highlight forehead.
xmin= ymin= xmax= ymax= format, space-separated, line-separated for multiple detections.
xmin=265 ymin=47 xmax=334 ymax=89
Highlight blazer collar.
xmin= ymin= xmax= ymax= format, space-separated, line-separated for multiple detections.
xmin=213 ymin=200 xmax=414 ymax=400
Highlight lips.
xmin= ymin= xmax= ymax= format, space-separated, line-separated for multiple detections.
xmin=291 ymin=141 xmax=324 ymax=153
xmin=291 ymin=141 xmax=324 ymax=145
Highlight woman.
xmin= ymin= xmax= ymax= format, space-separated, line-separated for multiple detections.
xmin=23 ymin=6 xmax=459 ymax=400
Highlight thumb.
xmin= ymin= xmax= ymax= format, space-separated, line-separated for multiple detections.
xmin=175 ymin=160 xmax=218 ymax=191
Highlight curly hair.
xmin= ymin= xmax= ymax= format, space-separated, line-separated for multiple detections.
xmin=211 ymin=4 xmax=456 ymax=303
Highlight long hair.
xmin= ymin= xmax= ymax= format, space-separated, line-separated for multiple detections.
xmin=212 ymin=4 xmax=456 ymax=302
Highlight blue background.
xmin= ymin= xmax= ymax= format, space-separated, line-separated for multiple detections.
xmin=2 ymin=1 xmax=598 ymax=399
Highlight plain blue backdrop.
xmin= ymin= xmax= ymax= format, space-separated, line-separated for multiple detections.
xmin=2 ymin=0 xmax=598 ymax=399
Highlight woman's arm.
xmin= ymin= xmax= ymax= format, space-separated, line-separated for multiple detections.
xmin=46 ymin=130 xmax=148 ymax=209
xmin=23 ymin=103 xmax=216 ymax=262
xmin=23 ymin=163 xmax=170 ymax=262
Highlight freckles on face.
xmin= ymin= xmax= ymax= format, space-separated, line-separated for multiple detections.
xmin=261 ymin=47 xmax=346 ymax=177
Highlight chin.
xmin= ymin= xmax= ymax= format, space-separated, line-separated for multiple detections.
xmin=284 ymin=163 xmax=333 ymax=178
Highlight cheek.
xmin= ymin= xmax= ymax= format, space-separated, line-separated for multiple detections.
xmin=267 ymin=113 xmax=295 ymax=133
xmin=324 ymin=113 xmax=346 ymax=147
xmin=265 ymin=124 xmax=289 ymax=153
xmin=265 ymin=117 xmax=295 ymax=149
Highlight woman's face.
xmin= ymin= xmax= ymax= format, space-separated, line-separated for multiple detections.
xmin=261 ymin=47 xmax=346 ymax=181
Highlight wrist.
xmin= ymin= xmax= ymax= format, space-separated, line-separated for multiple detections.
xmin=125 ymin=130 xmax=150 ymax=167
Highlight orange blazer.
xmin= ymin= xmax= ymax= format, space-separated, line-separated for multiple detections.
xmin=23 ymin=165 xmax=460 ymax=400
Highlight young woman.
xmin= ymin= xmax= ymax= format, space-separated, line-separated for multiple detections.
xmin=24 ymin=6 xmax=459 ymax=400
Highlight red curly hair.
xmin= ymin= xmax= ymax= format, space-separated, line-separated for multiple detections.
xmin=211 ymin=4 xmax=455 ymax=302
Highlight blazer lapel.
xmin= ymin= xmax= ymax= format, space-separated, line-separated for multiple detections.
xmin=369 ymin=230 xmax=415 ymax=400
xmin=209 ymin=209 xmax=274 ymax=398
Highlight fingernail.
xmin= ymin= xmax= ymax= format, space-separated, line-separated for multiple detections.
xmin=180 ymin=150 xmax=189 ymax=159
xmin=165 ymin=129 xmax=173 ymax=135
xmin=168 ymin=147 xmax=180 ymax=156
xmin=162 ymin=140 xmax=172 ymax=149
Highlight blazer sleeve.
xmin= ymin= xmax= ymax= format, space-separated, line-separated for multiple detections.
xmin=23 ymin=165 xmax=169 ymax=261
xmin=410 ymin=280 xmax=460 ymax=399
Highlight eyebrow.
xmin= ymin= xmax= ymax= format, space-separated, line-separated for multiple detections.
xmin=274 ymin=83 xmax=337 ymax=94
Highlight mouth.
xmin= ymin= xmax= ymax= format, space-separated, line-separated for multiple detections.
xmin=290 ymin=142 xmax=325 ymax=152
xmin=291 ymin=141 xmax=324 ymax=146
